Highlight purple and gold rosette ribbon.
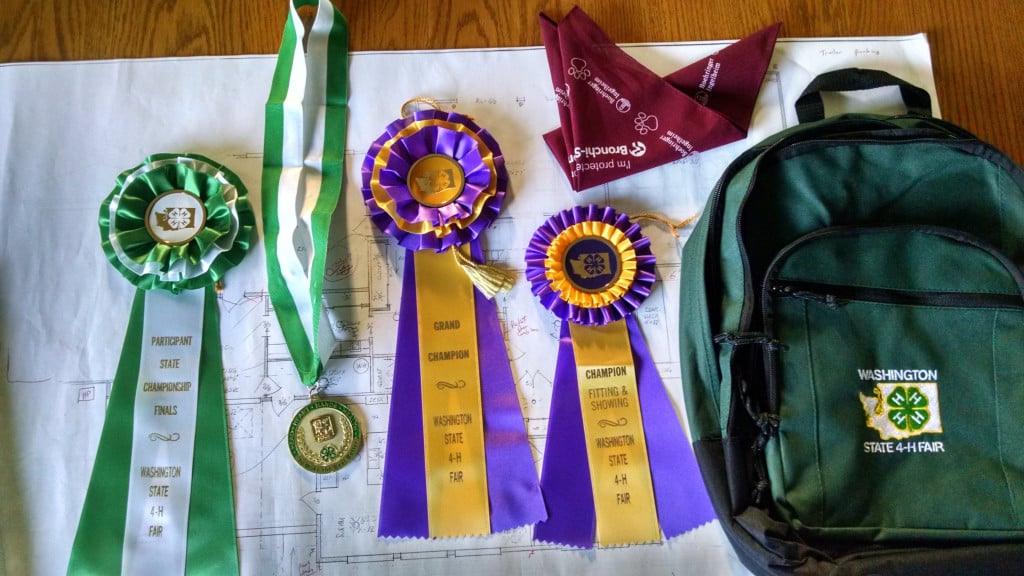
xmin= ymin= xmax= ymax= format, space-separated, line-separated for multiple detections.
xmin=526 ymin=205 xmax=657 ymax=326
xmin=362 ymin=108 xmax=506 ymax=252
xmin=525 ymin=204 xmax=714 ymax=548
xmin=362 ymin=108 xmax=546 ymax=538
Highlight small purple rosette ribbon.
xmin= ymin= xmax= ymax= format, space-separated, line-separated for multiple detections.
xmin=525 ymin=204 xmax=656 ymax=326
xmin=525 ymin=204 xmax=715 ymax=548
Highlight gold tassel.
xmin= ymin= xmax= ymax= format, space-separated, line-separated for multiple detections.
xmin=631 ymin=210 xmax=702 ymax=237
xmin=451 ymin=247 xmax=515 ymax=299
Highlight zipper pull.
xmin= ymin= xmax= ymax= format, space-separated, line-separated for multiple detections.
xmin=792 ymin=290 xmax=841 ymax=309
xmin=713 ymin=332 xmax=785 ymax=350
xmin=773 ymin=284 xmax=843 ymax=310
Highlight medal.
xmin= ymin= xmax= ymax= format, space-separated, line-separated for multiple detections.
xmin=288 ymin=397 xmax=362 ymax=474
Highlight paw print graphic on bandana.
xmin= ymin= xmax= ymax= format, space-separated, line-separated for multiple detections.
xmin=568 ymin=57 xmax=591 ymax=80
xmin=634 ymin=112 xmax=659 ymax=135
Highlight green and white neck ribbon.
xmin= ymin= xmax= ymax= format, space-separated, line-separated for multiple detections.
xmin=70 ymin=153 xmax=254 ymax=575
xmin=262 ymin=0 xmax=349 ymax=388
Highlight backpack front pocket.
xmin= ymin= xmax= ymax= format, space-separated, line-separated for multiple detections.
xmin=762 ymin=225 xmax=1024 ymax=541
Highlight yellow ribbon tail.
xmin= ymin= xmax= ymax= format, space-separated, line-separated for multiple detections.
xmin=415 ymin=249 xmax=491 ymax=537
xmin=569 ymin=320 xmax=662 ymax=546
xmin=452 ymin=247 xmax=515 ymax=299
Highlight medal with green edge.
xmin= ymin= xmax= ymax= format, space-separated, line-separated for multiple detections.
xmin=287 ymin=386 xmax=363 ymax=474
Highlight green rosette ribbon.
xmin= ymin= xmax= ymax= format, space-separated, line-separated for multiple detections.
xmin=70 ymin=153 xmax=253 ymax=575
xmin=99 ymin=152 xmax=254 ymax=292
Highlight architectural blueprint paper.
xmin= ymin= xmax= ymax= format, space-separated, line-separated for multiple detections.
xmin=0 ymin=34 xmax=936 ymax=576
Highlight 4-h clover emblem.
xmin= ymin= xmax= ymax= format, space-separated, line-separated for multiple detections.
xmin=562 ymin=236 xmax=622 ymax=292
xmin=310 ymin=414 xmax=337 ymax=442
xmin=320 ymin=445 xmax=338 ymax=462
xmin=155 ymin=206 xmax=197 ymax=231
xmin=886 ymin=385 xmax=931 ymax=431
xmin=165 ymin=207 xmax=193 ymax=230
xmin=859 ymin=381 xmax=943 ymax=440
xmin=567 ymin=252 xmax=612 ymax=281
xmin=583 ymin=253 xmax=607 ymax=276
xmin=145 ymin=190 xmax=206 ymax=246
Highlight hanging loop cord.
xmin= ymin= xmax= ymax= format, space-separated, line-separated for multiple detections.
xmin=631 ymin=210 xmax=701 ymax=237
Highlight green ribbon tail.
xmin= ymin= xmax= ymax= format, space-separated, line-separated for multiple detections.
xmin=67 ymin=286 xmax=239 ymax=575
xmin=68 ymin=290 xmax=145 ymax=575
xmin=184 ymin=286 xmax=239 ymax=574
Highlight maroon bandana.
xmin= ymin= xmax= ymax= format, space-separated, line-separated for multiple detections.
xmin=540 ymin=6 xmax=780 ymax=191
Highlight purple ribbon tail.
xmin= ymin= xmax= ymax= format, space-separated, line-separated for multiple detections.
xmin=378 ymin=250 xmax=430 ymax=538
xmin=627 ymin=315 xmax=716 ymax=538
xmin=379 ymin=244 xmax=547 ymax=538
xmin=472 ymin=241 xmax=549 ymax=531
xmin=533 ymin=321 xmax=595 ymax=548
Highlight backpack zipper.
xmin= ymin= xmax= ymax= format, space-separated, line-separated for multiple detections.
xmin=705 ymin=117 xmax=905 ymax=327
xmin=717 ymin=123 xmax=909 ymax=438
xmin=755 ymin=224 xmax=1024 ymax=507
xmin=707 ymin=122 xmax=911 ymax=505
xmin=761 ymin=225 xmax=1024 ymax=415
xmin=734 ymin=133 xmax=972 ymax=333
xmin=768 ymin=281 xmax=1024 ymax=310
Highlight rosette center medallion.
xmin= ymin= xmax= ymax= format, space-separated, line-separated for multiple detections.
xmin=562 ymin=236 xmax=621 ymax=293
xmin=408 ymin=154 xmax=465 ymax=207
xmin=145 ymin=189 xmax=208 ymax=246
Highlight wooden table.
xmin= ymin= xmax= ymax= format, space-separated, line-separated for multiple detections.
xmin=2 ymin=0 xmax=1023 ymax=164
xmin=0 ymin=4 xmax=1021 ymax=574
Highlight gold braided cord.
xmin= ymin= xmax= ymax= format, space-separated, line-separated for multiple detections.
xmin=400 ymin=97 xmax=444 ymax=118
xmin=630 ymin=210 xmax=701 ymax=237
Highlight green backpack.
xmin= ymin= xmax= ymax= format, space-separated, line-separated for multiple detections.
xmin=679 ymin=69 xmax=1024 ymax=574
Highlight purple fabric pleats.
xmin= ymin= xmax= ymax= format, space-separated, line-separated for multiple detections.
xmin=361 ymin=110 xmax=507 ymax=252
xmin=524 ymin=204 xmax=656 ymax=327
